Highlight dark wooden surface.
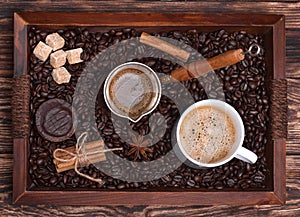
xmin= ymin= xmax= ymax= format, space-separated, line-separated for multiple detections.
xmin=0 ymin=0 xmax=299 ymax=216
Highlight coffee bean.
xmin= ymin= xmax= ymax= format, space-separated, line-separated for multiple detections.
xmin=187 ymin=179 xmax=195 ymax=187
xmin=203 ymin=175 xmax=212 ymax=183
xmin=50 ymin=177 xmax=58 ymax=184
xmin=117 ymin=183 xmax=126 ymax=189
xmin=249 ymin=81 xmax=258 ymax=90
xmin=194 ymin=175 xmax=202 ymax=183
xmin=103 ymin=128 xmax=113 ymax=135
xmin=36 ymin=157 xmax=45 ymax=166
xmin=214 ymin=181 xmax=224 ymax=190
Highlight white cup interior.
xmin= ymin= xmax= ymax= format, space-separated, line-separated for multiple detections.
xmin=176 ymin=99 xmax=245 ymax=167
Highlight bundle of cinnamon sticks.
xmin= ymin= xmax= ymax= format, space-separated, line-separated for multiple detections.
xmin=53 ymin=140 xmax=106 ymax=173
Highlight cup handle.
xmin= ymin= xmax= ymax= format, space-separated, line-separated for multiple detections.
xmin=235 ymin=147 xmax=258 ymax=164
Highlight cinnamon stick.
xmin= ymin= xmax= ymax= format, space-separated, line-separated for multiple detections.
xmin=55 ymin=150 xmax=105 ymax=170
xmin=140 ymin=32 xmax=190 ymax=62
xmin=55 ymin=154 xmax=106 ymax=173
xmin=56 ymin=140 xmax=105 ymax=158
xmin=170 ymin=49 xmax=244 ymax=81
xmin=53 ymin=139 xmax=107 ymax=173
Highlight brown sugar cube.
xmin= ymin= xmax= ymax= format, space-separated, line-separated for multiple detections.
xmin=33 ymin=41 xmax=52 ymax=62
xmin=66 ymin=48 xmax=83 ymax=64
xmin=52 ymin=67 xmax=71 ymax=84
xmin=50 ymin=50 xmax=67 ymax=68
xmin=46 ymin=33 xmax=65 ymax=51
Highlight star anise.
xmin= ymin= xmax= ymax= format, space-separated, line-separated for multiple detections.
xmin=127 ymin=133 xmax=153 ymax=161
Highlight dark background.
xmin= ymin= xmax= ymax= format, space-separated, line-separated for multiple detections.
xmin=1 ymin=1 xmax=299 ymax=216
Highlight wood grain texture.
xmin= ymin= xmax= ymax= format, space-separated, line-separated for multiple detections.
xmin=287 ymin=79 xmax=300 ymax=154
xmin=0 ymin=77 xmax=12 ymax=155
xmin=0 ymin=0 xmax=299 ymax=215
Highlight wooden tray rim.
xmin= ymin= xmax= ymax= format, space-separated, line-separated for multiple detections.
xmin=13 ymin=12 xmax=286 ymax=205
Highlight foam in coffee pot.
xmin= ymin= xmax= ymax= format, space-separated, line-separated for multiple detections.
xmin=108 ymin=68 xmax=155 ymax=119
xmin=179 ymin=106 xmax=236 ymax=163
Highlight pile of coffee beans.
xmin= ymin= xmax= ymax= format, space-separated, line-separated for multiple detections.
xmin=28 ymin=26 xmax=269 ymax=190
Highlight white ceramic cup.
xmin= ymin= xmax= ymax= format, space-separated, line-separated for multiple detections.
xmin=176 ymin=99 xmax=257 ymax=168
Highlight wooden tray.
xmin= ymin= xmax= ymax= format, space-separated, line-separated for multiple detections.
xmin=13 ymin=12 xmax=286 ymax=205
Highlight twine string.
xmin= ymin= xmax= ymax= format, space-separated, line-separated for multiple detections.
xmin=53 ymin=132 xmax=122 ymax=184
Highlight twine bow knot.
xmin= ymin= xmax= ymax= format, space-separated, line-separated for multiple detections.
xmin=53 ymin=132 xmax=122 ymax=184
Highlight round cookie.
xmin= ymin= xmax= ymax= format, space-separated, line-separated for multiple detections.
xmin=35 ymin=98 xmax=77 ymax=142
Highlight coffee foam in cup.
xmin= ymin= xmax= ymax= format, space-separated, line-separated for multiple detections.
xmin=179 ymin=106 xmax=236 ymax=163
